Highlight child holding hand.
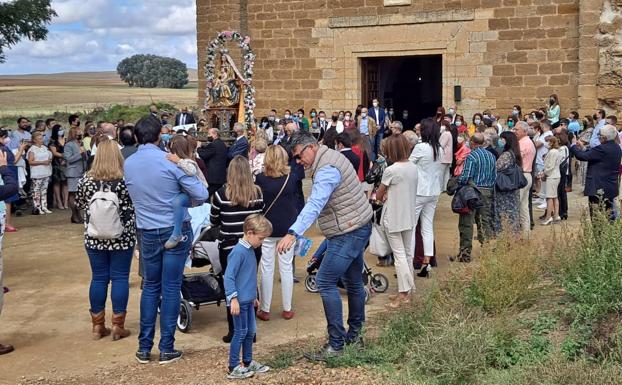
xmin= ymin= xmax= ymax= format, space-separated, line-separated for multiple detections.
xmin=224 ymin=214 xmax=272 ymax=380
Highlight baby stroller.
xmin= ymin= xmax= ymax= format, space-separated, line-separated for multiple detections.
xmin=175 ymin=204 xmax=225 ymax=333
xmin=304 ymin=239 xmax=389 ymax=302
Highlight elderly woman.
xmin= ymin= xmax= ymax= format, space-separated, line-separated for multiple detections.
xmin=571 ymin=124 xmax=622 ymax=221
xmin=64 ymin=126 xmax=87 ymax=223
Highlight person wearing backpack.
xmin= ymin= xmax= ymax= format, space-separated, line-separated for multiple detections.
xmin=76 ymin=138 xmax=136 ymax=341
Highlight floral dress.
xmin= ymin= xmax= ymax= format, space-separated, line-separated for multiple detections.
xmin=494 ymin=150 xmax=520 ymax=234
xmin=75 ymin=175 xmax=136 ymax=250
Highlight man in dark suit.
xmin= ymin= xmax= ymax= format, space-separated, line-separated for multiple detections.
xmin=227 ymin=122 xmax=249 ymax=160
xmin=197 ymin=128 xmax=228 ymax=199
xmin=335 ymin=132 xmax=360 ymax=173
xmin=174 ymin=107 xmax=196 ymax=126
xmin=570 ymin=124 xmax=622 ymax=221
xmin=368 ymin=98 xmax=386 ymax=158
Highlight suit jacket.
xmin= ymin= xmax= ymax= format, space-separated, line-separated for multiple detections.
xmin=368 ymin=107 xmax=386 ymax=132
xmin=175 ymin=113 xmax=196 ymax=126
xmin=228 ymin=136 xmax=249 ymax=160
xmin=63 ymin=140 xmax=86 ymax=178
xmin=571 ymin=141 xmax=622 ymax=198
xmin=356 ymin=116 xmax=377 ymax=137
xmin=197 ymin=139 xmax=228 ymax=184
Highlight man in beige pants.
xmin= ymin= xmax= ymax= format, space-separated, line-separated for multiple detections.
xmin=515 ymin=121 xmax=536 ymax=237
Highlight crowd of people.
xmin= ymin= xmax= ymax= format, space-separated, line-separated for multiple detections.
xmin=0 ymin=96 xmax=621 ymax=379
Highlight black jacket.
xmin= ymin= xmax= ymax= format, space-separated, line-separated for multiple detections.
xmin=340 ymin=149 xmax=360 ymax=174
xmin=174 ymin=113 xmax=196 ymax=126
xmin=571 ymin=141 xmax=622 ymax=199
xmin=198 ymin=139 xmax=228 ymax=184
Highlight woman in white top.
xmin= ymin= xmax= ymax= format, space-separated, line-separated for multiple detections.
xmin=542 ymin=136 xmax=564 ymax=225
xmin=375 ymin=134 xmax=418 ymax=308
xmin=409 ymin=118 xmax=444 ymax=277
xmin=27 ymin=132 xmax=53 ymax=214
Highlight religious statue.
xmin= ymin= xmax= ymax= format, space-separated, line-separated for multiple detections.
xmin=208 ymin=60 xmax=240 ymax=107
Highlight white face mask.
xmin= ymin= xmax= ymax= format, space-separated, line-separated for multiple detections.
xmin=284 ymin=114 xmax=291 ymax=119
xmin=372 ymin=102 xmax=379 ymax=108
xmin=474 ymin=119 xmax=481 ymax=125
xmin=361 ymin=112 xmax=367 ymax=118
xmin=455 ymin=120 xmax=462 ymax=126
xmin=319 ymin=117 xmax=325 ymax=122
xmin=448 ymin=108 xmax=455 ymax=115
xmin=345 ymin=116 xmax=351 ymax=121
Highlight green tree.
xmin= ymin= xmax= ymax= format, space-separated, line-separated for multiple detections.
xmin=117 ymin=54 xmax=189 ymax=89
xmin=0 ymin=0 xmax=57 ymax=63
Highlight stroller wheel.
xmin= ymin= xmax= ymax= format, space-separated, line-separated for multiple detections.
xmin=371 ymin=273 xmax=389 ymax=293
xmin=305 ymin=274 xmax=319 ymax=293
xmin=364 ymin=287 xmax=371 ymax=303
xmin=177 ymin=299 xmax=193 ymax=333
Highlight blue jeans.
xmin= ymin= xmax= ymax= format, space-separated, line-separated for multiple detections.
xmin=229 ymin=301 xmax=256 ymax=370
xmin=171 ymin=193 xmax=191 ymax=238
xmin=86 ymin=248 xmax=133 ymax=314
xmin=316 ymin=222 xmax=372 ymax=350
xmin=138 ymin=222 xmax=192 ymax=353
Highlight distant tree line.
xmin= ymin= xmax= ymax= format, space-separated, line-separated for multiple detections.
xmin=117 ymin=54 xmax=189 ymax=89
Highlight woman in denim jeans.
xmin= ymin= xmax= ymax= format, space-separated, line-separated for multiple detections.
xmin=76 ymin=139 xmax=136 ymax=341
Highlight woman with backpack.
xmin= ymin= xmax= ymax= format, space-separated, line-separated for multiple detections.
xmin=76 ymin=138 xmax=136 ymax=341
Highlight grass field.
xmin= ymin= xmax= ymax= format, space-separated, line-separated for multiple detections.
xmin=0 ymin=70 xmax=200 ymax=118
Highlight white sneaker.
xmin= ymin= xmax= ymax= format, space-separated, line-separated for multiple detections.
xmin=42 ymin=208 xmax=52 ymax=214
xmin=537 ymin=202 xmax=547 ymax=210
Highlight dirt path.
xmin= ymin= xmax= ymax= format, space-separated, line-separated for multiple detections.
xmin=0 ymin=191 xmax=586 ymax=385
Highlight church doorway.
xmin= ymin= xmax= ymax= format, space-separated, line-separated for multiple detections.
xmin=361 ymin=55 xmax=443 ymax=128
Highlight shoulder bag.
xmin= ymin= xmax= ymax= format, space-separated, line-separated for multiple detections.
xmin=264 ymin=172 xmax=291 ymax=216
xmin=495 ymin=153 xmax=528 ymax=192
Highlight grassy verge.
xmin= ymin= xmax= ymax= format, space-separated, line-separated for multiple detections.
xmin=281 ymin=211 xmax=622 ymax=384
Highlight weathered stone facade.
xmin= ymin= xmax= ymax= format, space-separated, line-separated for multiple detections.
xmin=197 ymin=0 xmax=619 ymax=120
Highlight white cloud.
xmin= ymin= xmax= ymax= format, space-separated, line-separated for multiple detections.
xmin=1 ymin=0 xmax=198 ymax=74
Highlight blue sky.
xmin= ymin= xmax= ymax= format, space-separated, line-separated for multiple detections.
xmin=1 ymin=0 xmax=198 ymax=75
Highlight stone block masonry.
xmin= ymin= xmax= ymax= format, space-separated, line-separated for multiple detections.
xmin=197 ymin=0 xmax=617 ymax=121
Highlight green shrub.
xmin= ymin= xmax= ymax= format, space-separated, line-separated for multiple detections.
xmin=466 ymin=232 xmax=541 ymax=313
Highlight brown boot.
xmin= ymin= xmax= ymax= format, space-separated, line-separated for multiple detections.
xmin=0 ymin=343 xmax=14 ymax=355
xmin=111 ymin=312 xmax=131 ymax=341
xmin=90 ymin=311 xmax=111 ymax=340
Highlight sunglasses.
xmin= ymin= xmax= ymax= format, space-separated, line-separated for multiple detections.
xmin=293 ymin=144 xmax=310 ymax=161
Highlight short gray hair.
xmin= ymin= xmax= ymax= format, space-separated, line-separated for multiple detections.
xmin=393 ymin=120 xmax=403 ymax=132
xmin=233 ymin=122 xmax=246 ymax=133
xmin=600 ymin=124 xmax=618 ymax=141
xmin=290 ymin=131 xmax=317 ymax=149
xmin=515 ymin=120 xmax=529 ymax=133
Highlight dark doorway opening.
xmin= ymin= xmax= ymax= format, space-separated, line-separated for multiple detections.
xmin=361 ymin=55 xmax=442 ymax=128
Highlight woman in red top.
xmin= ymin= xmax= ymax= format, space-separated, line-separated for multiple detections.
xmin=343 ymin=111 xmax=356 ymax=132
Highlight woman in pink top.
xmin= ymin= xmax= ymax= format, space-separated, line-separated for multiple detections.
xmin=453 ymin=134 xmax=471 ymax=176
xmin=439 ymin=125 xmax=453 ymax=191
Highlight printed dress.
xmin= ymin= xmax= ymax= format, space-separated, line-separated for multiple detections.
xmin=494 ymin=151 xmax=520 ymax=234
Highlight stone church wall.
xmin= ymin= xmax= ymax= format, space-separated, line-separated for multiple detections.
xmin=197 ymin=0 xmax=612 ymax=120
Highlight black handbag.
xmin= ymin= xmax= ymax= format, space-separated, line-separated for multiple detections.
xmin=496 ymin=163 xmax=528 ymax=192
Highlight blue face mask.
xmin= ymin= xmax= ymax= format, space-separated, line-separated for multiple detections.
xmin=508 ymin=120 xmax=514 ymax=128
xmin=498 ymin=139 xmax=506 ymax=148
xmin=161 ymin=133 xmax=172 ymax=142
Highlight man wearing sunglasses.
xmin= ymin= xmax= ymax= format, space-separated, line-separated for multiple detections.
xmin=277 ymin=131 xmax=372 ymax=361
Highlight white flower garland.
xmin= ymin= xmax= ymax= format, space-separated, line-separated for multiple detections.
xmin=204 ymin=30 xmax=256 ymax=128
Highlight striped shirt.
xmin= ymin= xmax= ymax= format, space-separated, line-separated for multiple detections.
xmin=457 ymin=147 xmax=497 ymax=188
xmin=210 ymin=186 xmax=264 ymax=251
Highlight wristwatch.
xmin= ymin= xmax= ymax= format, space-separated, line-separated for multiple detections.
xmin=287 ymin=229 xmax=298 ymax=238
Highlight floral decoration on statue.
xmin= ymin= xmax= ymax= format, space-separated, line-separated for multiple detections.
xmin=205 ymin=30 xmax=256 ymax=128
